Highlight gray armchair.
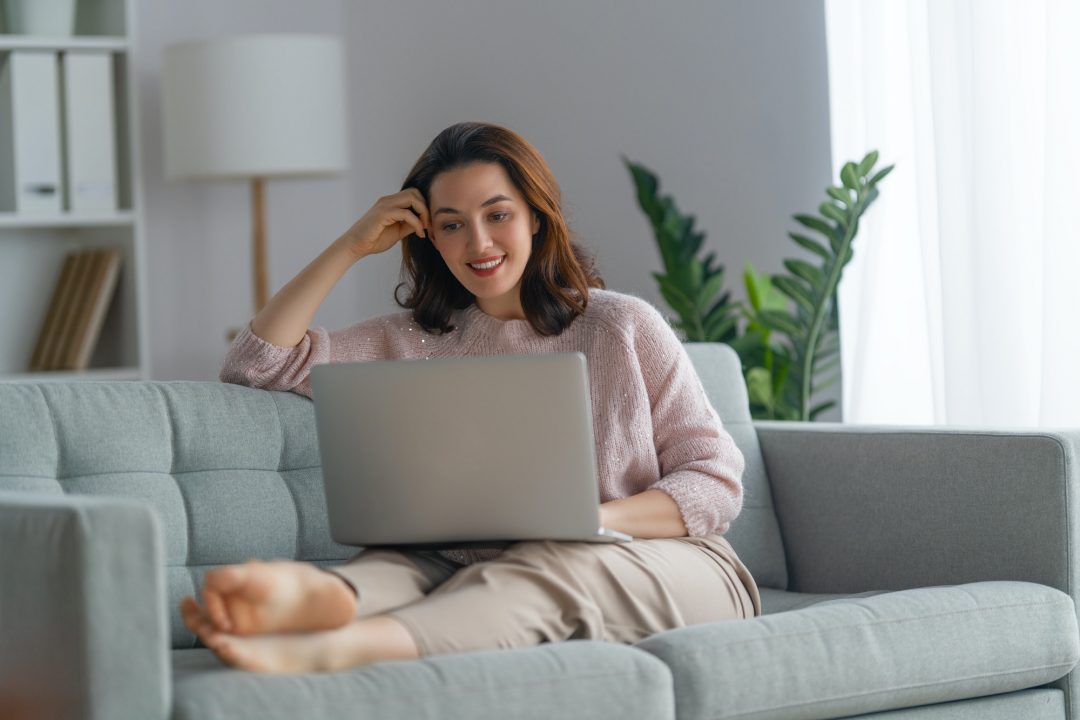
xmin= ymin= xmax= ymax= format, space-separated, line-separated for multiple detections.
xmin=0 ymin=343 xmax=1076 ymax=720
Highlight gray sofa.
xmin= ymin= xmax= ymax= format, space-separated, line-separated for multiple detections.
xmin=1 ymin=343 xmax=1078 ymax=720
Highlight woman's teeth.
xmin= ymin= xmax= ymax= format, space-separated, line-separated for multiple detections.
xmin=469 ymin=257 xmax=504 ymax=270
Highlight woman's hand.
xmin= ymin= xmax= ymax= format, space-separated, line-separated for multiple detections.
xmin=337 ymin=188 xmax=432 ymax=260
xmin=600 ymin=490 xmax=688 ymax=539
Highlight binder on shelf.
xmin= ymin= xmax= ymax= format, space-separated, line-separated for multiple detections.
xmin=28 ymin=248 xmax=123 ymax=372
xmin=60 ymin=51 xmax=118 ymax=213
xmin=0 ymin=50 xmax=64 ymax=215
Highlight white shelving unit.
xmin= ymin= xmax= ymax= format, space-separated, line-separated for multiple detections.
xmin=0 ymin=0 xmax=148 ymax=382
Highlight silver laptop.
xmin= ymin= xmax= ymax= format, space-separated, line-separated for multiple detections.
xmin=309 ymin=352 xmax=633 ymax=550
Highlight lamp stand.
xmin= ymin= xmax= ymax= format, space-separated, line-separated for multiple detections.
xmin=252 ymin=177 xmax=268 ymax=313
xmin=226 ymin=177 xmax=269 ymax=344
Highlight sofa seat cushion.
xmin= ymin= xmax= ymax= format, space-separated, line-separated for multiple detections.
xmin=634 ymin=581 xmax=1079 ymax=720
xmin=757 ymin=586 xmax=895 ymax=615
xmin=172 ymin=639 xmax=673 ymax=720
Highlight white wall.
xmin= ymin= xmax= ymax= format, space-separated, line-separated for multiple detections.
xmin=136 ymin=0 xmax=837 ymax=416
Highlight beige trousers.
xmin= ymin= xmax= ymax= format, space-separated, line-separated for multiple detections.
xmin=324 ymin=534 xmax=761 ymax=658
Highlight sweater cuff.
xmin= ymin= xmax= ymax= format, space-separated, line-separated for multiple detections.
xmin=649 ymin=472 xmax=736 ymax=537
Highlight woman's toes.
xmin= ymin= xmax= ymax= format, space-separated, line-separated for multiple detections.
xmin=205 ymin=563 xmax=247 ymax=593
xmin=202 ymin=588 xmax=232 ymax=632
xmin=180 ymin=596 xmax=202 ymax=633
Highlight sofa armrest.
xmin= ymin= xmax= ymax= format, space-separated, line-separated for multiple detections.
xmin=0 ymin=491 xmax=171 ymax=720
xmin=754 ymin=422 xmax=1080 ymax=596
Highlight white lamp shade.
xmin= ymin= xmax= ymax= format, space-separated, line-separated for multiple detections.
xmin=161 ymin=34 xmax=348 ymax=180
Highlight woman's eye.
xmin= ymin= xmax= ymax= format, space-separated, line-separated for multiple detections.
xmin=442 ymin=222 xmax=460 ymax=232
xmin=491 ymin=211 xmax=509 ymax=221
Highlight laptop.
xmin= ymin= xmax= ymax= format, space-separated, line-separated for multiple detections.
xmin=309 ymin=352 xmax=633 ymax=550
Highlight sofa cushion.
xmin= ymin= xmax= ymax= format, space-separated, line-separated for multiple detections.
xmin=172 ymin=639 xmax=673 ymax=720
xmin=758 ymin=586 xmax=893 ymax=615
xmin=685 ymin=344 xmax=788 ymax=590
xmin=634 ymin=581 xmax=1079 ymax=720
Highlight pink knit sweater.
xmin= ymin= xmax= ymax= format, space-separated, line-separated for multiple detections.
xmin=219 ymin=288 xmax=746 ymax=566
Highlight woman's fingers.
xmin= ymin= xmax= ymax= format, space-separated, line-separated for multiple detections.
xmin=405 ymin=188 xmax=431 ymax=232
xmin=385 ymin=207 xmax=426 ymax=239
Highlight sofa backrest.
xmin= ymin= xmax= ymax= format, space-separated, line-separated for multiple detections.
xmin=683 ymin=344 xmax=788 ymax=590
xmin=0 ymin=380 xmax=356 ymax=648
xmin=0 ymin=343 xmax=787 ymax=649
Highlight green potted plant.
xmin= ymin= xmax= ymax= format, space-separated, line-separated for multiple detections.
xmin=625 ymin=152 xmax=893 ymax=421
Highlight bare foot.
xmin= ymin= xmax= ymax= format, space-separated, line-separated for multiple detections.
xmin=181 ymin=598 xmax=418 ymax=673
xmin=192 ymin=560 xmax=358 ymax=635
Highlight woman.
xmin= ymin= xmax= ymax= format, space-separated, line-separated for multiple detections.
xmin=182 ymin=121 xmax=762 ymax=673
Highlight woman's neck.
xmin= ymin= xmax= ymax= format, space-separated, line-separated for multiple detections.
xmin=475 ymin=292 xmax=526 ymax=321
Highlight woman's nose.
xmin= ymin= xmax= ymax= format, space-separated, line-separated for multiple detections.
xmin=465 ymin=225 xmax=492 ymax=254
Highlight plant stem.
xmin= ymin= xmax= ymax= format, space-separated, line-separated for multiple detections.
xmin=798 ymin=191 xmax=864 ymax=420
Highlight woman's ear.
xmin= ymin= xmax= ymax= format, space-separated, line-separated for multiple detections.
xmin=531 ymin=212 xmax=541 ymax=236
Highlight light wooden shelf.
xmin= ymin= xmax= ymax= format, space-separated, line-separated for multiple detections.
xmin=0 ymin=211 xmax=134 ymax=228
xmin=0 ymin=35 xmax=128 ymax=52
xmin=0 ymin=365 xmax=144 ymax=383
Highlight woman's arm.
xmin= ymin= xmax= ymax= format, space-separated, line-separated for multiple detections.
xmin=631 ymin=299 xmax=747 ymax=538
xmin=600 ymin=489 xmax=687 ymax=538
xmin=250 ymin=236 xmax=362 ymax=347
xmin=220 ymin=190 xmax=432 ymax=395
xmin=249 ymin=188 xmax=430 ymax=347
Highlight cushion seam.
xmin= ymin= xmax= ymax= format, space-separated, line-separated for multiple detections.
xmin=34 ymin=385 xmax=62 ymax=480
xmin=0 ymin=466 xmax=324 ymax=480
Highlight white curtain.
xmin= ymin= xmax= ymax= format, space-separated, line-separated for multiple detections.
xmin=824 ymin=0 xmax=1080 ymax=427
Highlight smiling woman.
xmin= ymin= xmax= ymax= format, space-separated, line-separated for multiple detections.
xmin=394 ymin=122 xmax=605 ymax=335
xmin=200 ymin=120 xmax=759 ymax=675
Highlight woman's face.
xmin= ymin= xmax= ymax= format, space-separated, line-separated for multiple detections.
xmin=427 ymin=161 xmax=540 ymax=320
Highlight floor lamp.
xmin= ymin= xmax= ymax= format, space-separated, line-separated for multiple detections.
xmin=160 ymin=34 xmax=348 ymax=342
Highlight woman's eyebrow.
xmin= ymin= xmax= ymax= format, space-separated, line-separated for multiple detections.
xmin=433 ymin=194 xmax=513 ymax=217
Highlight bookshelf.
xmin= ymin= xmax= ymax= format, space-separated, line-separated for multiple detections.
xmin=0 ymin=0 xmax=148 ymax=382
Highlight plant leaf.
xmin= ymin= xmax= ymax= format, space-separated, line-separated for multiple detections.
xmin=819 ymin=202 xmax=847 ymax=225
xmin=869 ymin=164 xmax=894 ymax=185
xmin=743 ymin=262 xmax=764 ymax=310
xmin=809 ymin=400 xmax=837 ymax=421
xmin=841 ymin=162 xmax=859 ymax=190
xmin=746 ymin=367 xmax=774 ymax=408
xmin=698 ymin=270 xmax=726 ymax=307
xmin=826 ymin=186 xmax=850 ymax=205
xmin=783 ymin=259 xmax=826 ymax=290
xmin=655 ymin=275 xmax=696 ymax=320
xmin=758 ymin=309 xmax=802 ymax=336
xmin=794 ymin=214 xmax=837 ymax=241
xmin=857 ymin=150 xmax=879 ymax=177
xmin=705 ymin=313 xmax=736 ymax=340
xmin=789 ymin=233 xmax=830 ymax=259
xmin=773 ymin=276 xmax=815 ymax=314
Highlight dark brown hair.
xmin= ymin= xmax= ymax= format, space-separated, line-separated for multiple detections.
xmin=394 ymin=122 xmax=604 ymax=335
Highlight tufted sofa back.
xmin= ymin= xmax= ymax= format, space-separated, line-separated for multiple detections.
xmin=0 ymin=344 xmax=787 ymax=648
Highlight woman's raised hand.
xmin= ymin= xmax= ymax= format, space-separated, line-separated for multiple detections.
xmin=339 ymin=189 xmax=432 ymax=260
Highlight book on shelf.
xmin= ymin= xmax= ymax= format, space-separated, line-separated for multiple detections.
xmin=28 ymin=247 xmax=122 ymax=372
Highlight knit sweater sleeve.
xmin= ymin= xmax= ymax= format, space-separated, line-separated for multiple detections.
xmin=630 ymin=299 xmax=746 ymax=537
xmin=218 ymin=318 xmax=387 ymax=399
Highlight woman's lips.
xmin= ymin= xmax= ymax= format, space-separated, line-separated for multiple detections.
xmin=467 ymin=256 xmax=506 ymax=277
